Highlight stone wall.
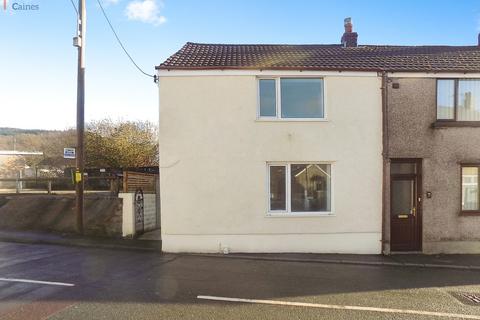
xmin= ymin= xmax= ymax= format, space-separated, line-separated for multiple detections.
xmin=0 ymin=194 xmax=123 ymax=237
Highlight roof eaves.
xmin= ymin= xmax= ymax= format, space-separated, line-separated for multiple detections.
xmin=155 ymin=65 xmax=480 ymax=73
xmin=155 ymin=65 xmax=385 ymax=72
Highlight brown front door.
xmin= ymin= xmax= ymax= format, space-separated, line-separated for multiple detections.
xmin=390 ymin=159 xmax=422 ymax=252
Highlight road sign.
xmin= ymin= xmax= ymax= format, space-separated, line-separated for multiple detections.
xmin=64 ymin=148 xmax=76 ymax=159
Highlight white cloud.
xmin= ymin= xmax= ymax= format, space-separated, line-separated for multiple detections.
xmin=125 ymin=0 xmax=166 ymax=26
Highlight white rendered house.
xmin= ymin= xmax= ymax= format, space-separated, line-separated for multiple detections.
xmin=157 ymin=21 xmax=384 ymax=253
xmin=157 ymin=67 xmax=383 ymax=253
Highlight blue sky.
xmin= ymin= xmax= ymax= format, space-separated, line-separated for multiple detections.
xmin=1 ymin=0 xmax=480 ymax=130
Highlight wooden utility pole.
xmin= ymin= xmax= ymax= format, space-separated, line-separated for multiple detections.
xmin=74 ymin=0 xmax=86 ymax=234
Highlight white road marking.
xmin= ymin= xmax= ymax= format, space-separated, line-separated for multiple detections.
xmin=0 ymin=278 xmax=74 ymax=287
xmin=197 ymin=295 xmax=480 ymax=319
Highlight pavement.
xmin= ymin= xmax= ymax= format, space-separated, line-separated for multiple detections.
xmin=0 ymin=230 xmax=162 ymax=252
xmin=203 ymin=252 xmax=480 ymax=271
xmin=1 ymin=242 xmax=480 ymax=319
xmin=136 ymin=229 xmax=162 ymax=241
xmin=2 ymin=229 xmax=480 ymax=271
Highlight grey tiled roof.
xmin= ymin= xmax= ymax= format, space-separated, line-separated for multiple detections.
xmin=157 ymin=42 xmax=480 ymax=72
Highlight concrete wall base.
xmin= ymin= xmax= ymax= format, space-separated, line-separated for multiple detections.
xmin=162 ymin=233 xmax=382 ymax=254
xmin=423 ymin=241 xmax=480 ymax=254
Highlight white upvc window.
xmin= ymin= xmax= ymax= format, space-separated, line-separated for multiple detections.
xmin=437 ymin=79 xmax=480 ymax=121
xmin=267 ymin=162 xmax=333 ymax=216
xmin=258 ymin=78 xmax=326 ymax=120
xmin=462 ymin=165 xmax=479 ymax=212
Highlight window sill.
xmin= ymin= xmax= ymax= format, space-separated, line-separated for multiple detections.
xmin=459 ymin=211 xmax=480 ymax=216
xmin=256 ymin=118 xmax=329 ymax=122
xmin=266 ymin=212 xmax=335 ymax=218
xmin=432 ymin=121 xmax=480 ymax=128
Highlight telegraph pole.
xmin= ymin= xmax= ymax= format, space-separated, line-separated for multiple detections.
xmin=74 ymin=0 xmax=86 ymax=234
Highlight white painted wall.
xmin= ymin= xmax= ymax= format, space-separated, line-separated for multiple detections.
xmin=143 ymin=194 xmax=157 ymax=231
xmin=119 ymin=193 xmax=134 ymax=237
xmin=119 ymin=192 xmax=157 ymax=237
xmin=159 ymin=74 xmax=383 ymax=253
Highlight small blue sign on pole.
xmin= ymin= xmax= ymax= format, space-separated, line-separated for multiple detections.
xmin=63 ymin=147 xmax=76 ymax=159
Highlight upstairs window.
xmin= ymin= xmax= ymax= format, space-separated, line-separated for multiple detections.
xmin=437 ymin=79 xmax=455 ymax=120
xmin=259 ymin=79 xmax=276 ymax=117
xmin=437 ymin=79 xmax=480 ymax=121
xmin=258 ymin=78 xmax=325 ymax=119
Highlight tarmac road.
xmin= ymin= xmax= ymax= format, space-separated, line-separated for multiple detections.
xmin=0 ymin=242 xmax=480 ymax=319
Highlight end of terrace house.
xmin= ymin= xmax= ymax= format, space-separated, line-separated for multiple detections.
xmin=156 ymin=18 xmax=480 ymax=255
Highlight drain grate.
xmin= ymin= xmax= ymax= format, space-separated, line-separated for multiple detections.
xmin=463 ymin=293 xmax=480 ymax=304
xmin=450 ymin=292 xmax=480 ymax=306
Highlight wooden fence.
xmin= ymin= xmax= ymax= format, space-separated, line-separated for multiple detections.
xmin=122 ymin=171 xmax=157 ymax=193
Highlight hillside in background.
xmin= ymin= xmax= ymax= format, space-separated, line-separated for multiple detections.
xmin=0 ymin=120 xmax=159 ymax=172
xmin=0 ymin=128 xmax=66 ymax=152
xmin=0 ymin=127 xmax=52 ymax=137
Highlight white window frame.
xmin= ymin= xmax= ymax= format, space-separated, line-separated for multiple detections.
xmin=436 ymin=78 xmax=480 ymax=122
xmin=257 ymin=77 xmax=327 ymax=121
xmin=266 ymin=162 xmax=334 ymax=217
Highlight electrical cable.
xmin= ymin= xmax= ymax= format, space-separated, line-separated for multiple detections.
xmin=96 ymin=0 xmax=156 ymax=80
xmin=69 ymin=0 xmax=78 ymax=15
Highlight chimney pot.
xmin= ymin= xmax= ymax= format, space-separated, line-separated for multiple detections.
xmin=344 ymin=17 xmax=353 ymax=33
xmin=478 ymin=33 xmax=480 ymax=46
xmin=341 ymin=17 xmax=358 ymax=47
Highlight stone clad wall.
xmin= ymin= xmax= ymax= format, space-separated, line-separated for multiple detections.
xmin=387 ymin=77 xmax=480 ymax=253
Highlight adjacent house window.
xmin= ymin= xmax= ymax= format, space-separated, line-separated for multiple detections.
xmin=437 ymin=79 xmax=480 ymax=121
xmin=258 ymin=78 xmax=325 ymax=119
xmin=458 ymin=81 xmax=480 ymax=121
xmin=437 ymin=79 xmax=455 ymax=120
xmin=462 ymin=165 xmax=479 ymax=212
xmin=267 ymin=163 xmax=332 ymax=214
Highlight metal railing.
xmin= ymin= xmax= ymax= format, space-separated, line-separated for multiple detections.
xmin=0 ymin=176 xmax=121 ymax=195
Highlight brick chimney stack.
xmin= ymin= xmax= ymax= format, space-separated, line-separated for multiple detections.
xmin=341 ymin=17 xmax=358 ymax=47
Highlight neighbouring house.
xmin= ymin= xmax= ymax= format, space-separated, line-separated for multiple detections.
xmin=157 ymin=18 xmax=480 ymax=254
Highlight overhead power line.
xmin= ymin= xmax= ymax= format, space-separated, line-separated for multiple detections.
xmin=95 ymin=0 xmax=156 ymax=80
xmin=69 ymin=0 xmax=78 ymax=15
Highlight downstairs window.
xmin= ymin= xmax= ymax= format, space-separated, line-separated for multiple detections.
xmin=268 ymin=163 xmax=332 ymax=214
xmin=462 ymin=165 xmax=479 ymax=213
